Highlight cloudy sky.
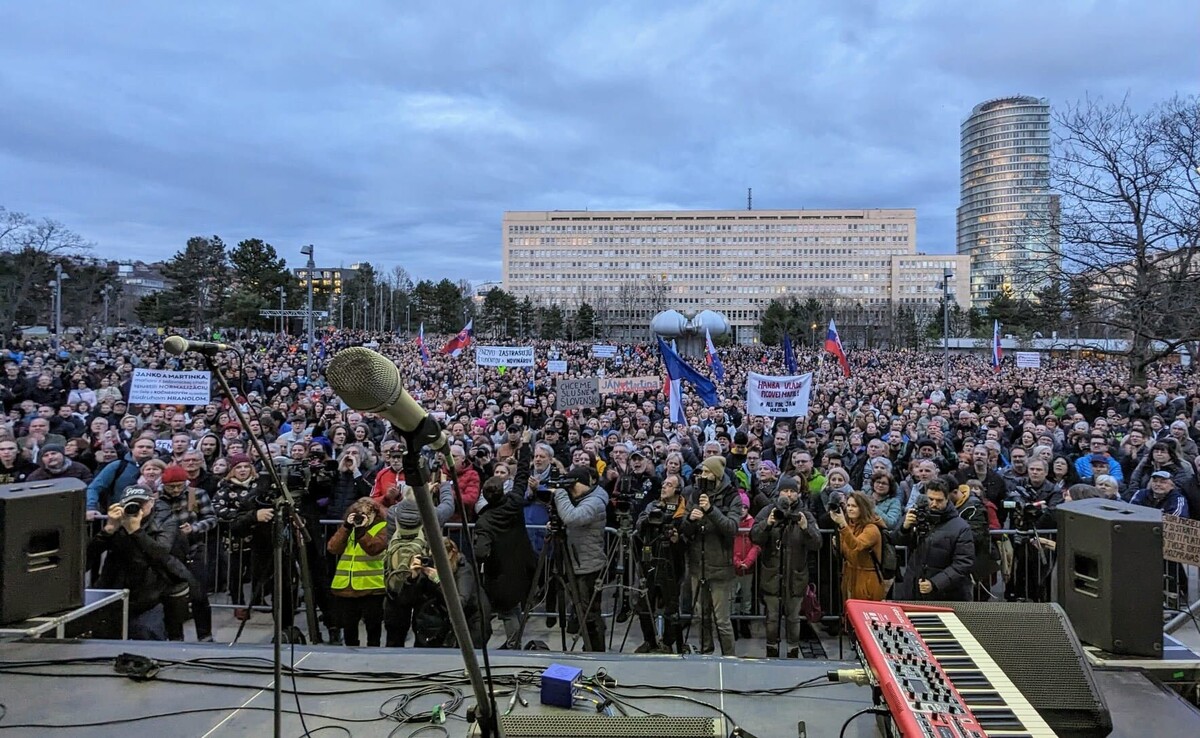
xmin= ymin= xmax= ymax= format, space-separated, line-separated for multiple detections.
xmin=2 ymin=1 xmax=1197 ymax=283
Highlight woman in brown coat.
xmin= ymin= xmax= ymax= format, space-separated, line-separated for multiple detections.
xmin=831 ymin=491 xmax=888 ymax=602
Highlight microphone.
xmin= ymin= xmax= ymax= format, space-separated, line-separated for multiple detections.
xmin=325 ymin=346 xmax=446 ymax=450
xmin=163 ymin=335 xmax=233 ymax=356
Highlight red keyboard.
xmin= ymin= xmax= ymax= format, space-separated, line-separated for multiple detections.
xmin=844 ymin=600 xmax=1056 ymax=737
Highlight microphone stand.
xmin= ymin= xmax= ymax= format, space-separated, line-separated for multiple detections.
xmin=400 ymin=418 xmax=503 ymax=738
xmin=204 ymin=353 xmax=323 ymax=738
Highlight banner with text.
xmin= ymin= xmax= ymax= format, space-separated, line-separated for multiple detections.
xmin=129 ymin=368 xmax=212 ymax=405
xmin=1164 ymin=514 xmax=1200 ymax=566
xmin=556 ymin=377 xmax=601 ymax=410
xmin=1015 ymin=352 xmax=1042 ymax=369
xmin=475 ymin=346 xmax=535 ymax=367
xmin=547 ymin=360 xmax=568 ymax=374
xmin=598 ymin=375 xmax=662 ymax=395
xmin=746 ymin=371 xmax=812 ymax=417
xmin=591 ymin=344 xmax=618 ymax=358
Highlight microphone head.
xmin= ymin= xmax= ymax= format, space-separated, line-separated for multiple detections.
xmin=163 ymin=335 xmax=188 ymax=356
xmin=325 ymin=347 xmax=403 ymax=415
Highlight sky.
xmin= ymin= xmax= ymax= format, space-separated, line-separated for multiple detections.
xmin=1 ymin=0 xmax=1197 ymax=284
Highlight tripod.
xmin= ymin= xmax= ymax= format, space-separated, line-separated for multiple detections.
xmin=682 ymin=518 xmax=714 ymax=654
xmin=599 ymin=507 xmax=656 ymax=651
xmin=513 ymin=509 xmax=598 ymax=651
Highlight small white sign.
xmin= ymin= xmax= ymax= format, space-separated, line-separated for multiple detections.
xmin=475 ymin=346 xmax=535 ymax=367
xmin=1015 ymin=352 xmax=1041 ymax=368
xmin=547 ymin=360 xmax=568 ymax=374
xmin=746 ymin=372 xmax=812 ymax=417
xmin=591 ymin=344 xmax=618 ymax=358
xmin=128 ymin=368 xmax=211 ymax=405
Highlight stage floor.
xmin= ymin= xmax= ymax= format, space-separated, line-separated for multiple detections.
xmin=0 ymin=640 xmax=1196 ymax=737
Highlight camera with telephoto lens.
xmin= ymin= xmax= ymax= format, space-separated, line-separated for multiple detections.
xmin=775 ymin=498 xmax=805 ymax=524
xmin=826 ymin=490 xmax=847 ymax=515
xmin=912 ymin=494 xmax=934 ymax=538
xmin=1004 ymin=497 xmax=1046 ymax=531
xmin=123 ymin=501 xmax=144 ymax=516
xmin=611 ymin=476 xmax=636 ymax=514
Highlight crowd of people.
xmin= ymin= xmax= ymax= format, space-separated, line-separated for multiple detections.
xmin=2 ymin=325 xmax=1198 ymax=654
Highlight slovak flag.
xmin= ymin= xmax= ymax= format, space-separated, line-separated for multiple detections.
xmin=440 ymin=319 xmax=473 ymax=357
xmin=992 ymin=320 xmax=1003 ymax=374
xmin=704 ymin=327 xmax=725 ymax=382
xmin=416 ymin=322 xmax=430 ymax=365
xmin=824 ymin=319 xmax=851 ymax=378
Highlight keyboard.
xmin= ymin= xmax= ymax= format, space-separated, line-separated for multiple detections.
xmin=846 ymin=600 xmax=1057 ymax=737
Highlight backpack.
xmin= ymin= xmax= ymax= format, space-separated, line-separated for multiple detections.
xmin=869 ymin=523 xmax=900 ymax=581
xmin=384 ymin=525 xmax=427 ymax=598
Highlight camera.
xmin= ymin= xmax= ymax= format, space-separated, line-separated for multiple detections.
xmin=611 ymin=476 xmax=636 ymax=514
xmin=534 ymin=471 xmax=565 ymax=502
xmin=123 ymin=501 xmax=143 ymax=516
xmin=1004 ymin=498 xmax=1045 ymax=531
xmin=912 ymin=495 xmax=933 ymax=538
xmin=419 ymin=555 xmax=433 ymax=568
xmin=826 ymin=490 xmax=846 ymax=515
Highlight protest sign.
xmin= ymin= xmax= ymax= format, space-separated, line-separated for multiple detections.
xmin=129 ymin=368 xmax=212 ymax=405
xmin=556 ymin=377 xmax=600 ymax=410
xmin=547 ymin=360 xmax=568 ymax=374
xmin=1016 ymin=352 xmax=1042 ymax=369
xmin=746 ymin=372 xmax=812 ymax=417
xmin=591 ymin=345 xmax=618 ymax=358
xmin=475 ymin=346 xmax=535 ymax=367
xmin=598 ymin=375 xmax=661 ymax=395
xmin=1164 ymin=514 xmax=1200 ymax=566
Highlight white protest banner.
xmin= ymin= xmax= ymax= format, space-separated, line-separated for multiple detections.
xmin=746 ymin=371 xmax=812 ymax=417
xmin=475 ymin=346 xmax=535 ymax=367
xmin=1164 ymin=514 xmax=1200 ymax=566
xmin=129 ymin=368 xmax=212 ymax=405
xmin=598 ymin=375 xmax=661 ymax=395
xmin=591 ymin=344 xmax=618 ymax=358
xmin=556 ymin=377 xmax=601 ymax=410
xmin=1015 ymin=352 xmax=1041 ymax=369
xmin=547 ymin=360 xmax=568 ymax=374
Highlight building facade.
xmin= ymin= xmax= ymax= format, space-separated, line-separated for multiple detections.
xmin=956 ymin=95 xmax=1058 ymax=308
xmin=502 ymin=209 xmax=969 ymax=344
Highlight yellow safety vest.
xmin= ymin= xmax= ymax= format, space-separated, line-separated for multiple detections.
xmin=331 ymin=521 xmax=387 ymax=592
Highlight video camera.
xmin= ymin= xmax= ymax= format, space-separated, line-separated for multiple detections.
xmin=534 ymin=471 xmax=566 ymax=502
xmin=1003 ymin=497 xmax=1046 ymax=531
xmin=611 ymin=476 xmax=638 ymax=515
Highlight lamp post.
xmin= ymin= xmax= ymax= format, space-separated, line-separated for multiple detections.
xmin=101 ymin=284 xmax=113 ymax=339
xmin=810 ymin=322 xmax=817 ymax=349
xmin=300 ymin=245 xmax=315 ymax=379
xmin=942 ymin=267 xmax=953 ymax=387
xmin=276 ymin=285 xmax=287 ymax=334
xmin=405 ymin=303 xmax=411 ymax=335
xmin=51 ymin=263 xmax=68 ymax=350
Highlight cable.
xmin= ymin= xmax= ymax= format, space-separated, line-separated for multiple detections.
xmin=379 ymin=686 xmax=465 ymax=724
xmin=390 ymin=726 xmax=449 ymax=738
xmin=292 ymin=727 xmax=352 ymax=738
xmin=838 ymin=706 xmax=888 ymax=738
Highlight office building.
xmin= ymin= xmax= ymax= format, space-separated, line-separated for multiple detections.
xmin=957 ymin=95 xmax=1059 ymax=308
xmin=502 ymin=208 xmax=969 ymax=343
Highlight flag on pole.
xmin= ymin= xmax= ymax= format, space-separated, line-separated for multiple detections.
xmin=824 ymin=320 xmax=851 ymax=378
xmin=657 ymin=336 xmax=719 ymax=425
xmin=704 ymin=328 xmax=725 ymax=382
xmin=440 ymin=319 xmax=473 ymax=356
xmin=782 ymin=333 xmax=797 ymax=374
xmin=992 ymin=320 xmax=1003 ymax=374
xmin=416 ymin=322 xmax=429 ymax=365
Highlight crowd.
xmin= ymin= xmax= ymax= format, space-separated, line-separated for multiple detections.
xmin=2 ymin=325 xmax=1198 ymax=654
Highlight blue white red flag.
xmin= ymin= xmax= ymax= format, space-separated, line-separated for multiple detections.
xmin=824 ymin=320 xmax=851 ymax=378
xmin=704 ymin=328 xmax=725 ymax=382
xmin=992 ymin=320 xmax=1003 ymax=374
xmin=440 ymin=319 xmax=473 ymax=357
xmin=416 ymin=322 xmax=429 ymax=364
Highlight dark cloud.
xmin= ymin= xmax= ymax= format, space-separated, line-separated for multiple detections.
xmin=1 ymin=0 xmax=1196 ymax=281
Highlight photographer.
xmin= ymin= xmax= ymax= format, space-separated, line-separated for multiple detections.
xmin=750 ymin=476 xmax=821 ymax=658
xmin=406 ymin=538 xmax=485 ymax=648
xmin=551 ymin=465 xmax=609 ymax=652
xmin=679 ymin=455 xmax=745 ymax=656
xmin=154 ymin=465 xmax=216 ymax=641
xmin=474 ymin=433 xmax=537 ymax=649
xmin=87 ymin=485 xmax=191 ymax=640
xmin=621 ymin=449 xmax=662 ymax=520
xmin=327 ymin=497 xmax=388 ymax=647
xmin=633 ymin=472 xmax=689 ymax=653
xmin=896 ymin=478 xmax=974 ymax=601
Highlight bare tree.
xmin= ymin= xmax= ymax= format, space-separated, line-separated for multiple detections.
xmin=1019 ymin=95 xmax=1200 ymax=384
xmin=0 ymin=208 xmax=92 ymax=330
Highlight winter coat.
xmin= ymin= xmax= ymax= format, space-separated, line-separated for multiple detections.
xmin=27 ymin=460 xmax=94 ymax=484
xmin=474 ymin=444 xmax=537 ymax=612
xmin=874 ymin=494 xmax=902 ymax=529
xmin=553 ymin=485 xmax=609 ymax=575
xmin=733 ymin=512 xmax=761 ymax=577
xmin=328 ymin=471 xmax=371 ymax=520
xmin=895 ymin=504 xmax=975 ymax=601
xmin=385 ymin=482 xmax=456 ymax=538
xmin=85 ymin=453 xmax=142 ymax=512
xmin=679 ymin=476 xmax=745 ymax=582
xmin=838 ymin=520 xmax=887 ymax=602
xmin=87 ymin=517 xmax=189 ymax=617
xmin=749 ymin=504 xmax=821 ymax=598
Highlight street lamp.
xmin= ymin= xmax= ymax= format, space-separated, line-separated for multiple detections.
xmin=941 ymin=267 xmax=953 ymax=387
xmin=51 ymin=263 xmax=69 ymax=350
xmin=101 ymin=284 xmax=113 ymax=340
xmin=276 ymin=285 xmax=287 ymax=334
xmin=810 ymin=322 xmax=817 ymax=349
xmin=300 ymin=245 xmax=315 ymax=379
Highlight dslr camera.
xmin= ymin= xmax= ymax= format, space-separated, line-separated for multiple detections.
xmin=912 ymin=494 xmax=934 ymax=538
xmin=123 ymin=501 xmax=144 ymax=516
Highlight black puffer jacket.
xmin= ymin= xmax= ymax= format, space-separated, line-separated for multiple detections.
xmin=87 ymin=518 xmax=189 ymax=616
xmin=474 ymin=444 xmax=537 ymax=612
xmin=895 ymin=504 xmax=975 ymax=601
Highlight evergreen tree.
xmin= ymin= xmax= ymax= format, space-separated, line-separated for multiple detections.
xmin=574 ymin=301 xmax=596 ymax=340
xmin=541 ymin=305 xmax=564 ymax=339
xmin=158 ymin=236 xmax=229 ymax=331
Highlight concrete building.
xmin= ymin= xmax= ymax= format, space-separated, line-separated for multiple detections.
xmin=502 ymin=209 xmax=969 ymax=343
xmin=957 ymin=95 xmax=1059 ymax=308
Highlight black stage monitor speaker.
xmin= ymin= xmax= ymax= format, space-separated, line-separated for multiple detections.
xmin=0 ymin=479 xmax=87 ymax=624
xmin=925 ymin=600 xmax=1113 ymax=738
xmin=1057 ymin=497 xmax=1163 ymax=657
